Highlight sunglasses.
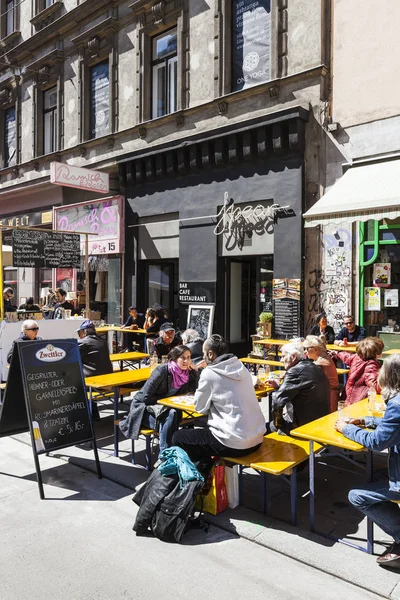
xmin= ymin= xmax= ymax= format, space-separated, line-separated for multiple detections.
xmin=344 ymin=321 xmax=354 ymax=326
xmin=26 ymin=327 xmax=39 ymax=331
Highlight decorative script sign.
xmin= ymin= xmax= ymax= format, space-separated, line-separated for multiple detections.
xmin=50 ymin=162 xmax=109 ymax=194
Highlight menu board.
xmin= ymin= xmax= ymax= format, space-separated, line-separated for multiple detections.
xmin=232 ymin=0 xmax=271 ymax=91
xmin=12 ymin=229 xmax=81 ymax=268
xmin=274 ymin=298 xmax=300 ymax=339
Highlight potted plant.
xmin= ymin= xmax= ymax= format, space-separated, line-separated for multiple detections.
xmin=258 ymin=311 xmax=273 ymax=338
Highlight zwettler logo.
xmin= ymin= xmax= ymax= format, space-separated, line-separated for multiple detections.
xmin=36 ymin=344 xmax=66 ymax=362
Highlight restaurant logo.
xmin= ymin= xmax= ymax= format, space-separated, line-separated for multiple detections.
xmin=36 ymin=344 xmax=66 ymax=362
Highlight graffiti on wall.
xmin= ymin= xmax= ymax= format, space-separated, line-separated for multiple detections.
xmin=306 ymin=225 xmax=352 ymax=333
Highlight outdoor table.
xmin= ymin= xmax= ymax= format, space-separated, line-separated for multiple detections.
xmin=291 ymin=398 xmax=374 ymax=553
xmin=85 ymin=367 xmax=151 ymax=457
xmin=382 ymin=348 xmax=400 ymax=355
xmin=256 ymin=338 xmax=290 ymax=360
xmin=326 ymin=344 xmax=357 ymax=352
xmin=96 ymin=325 xmax=148 ymax=353
xmin=109 ymin=351 xmax=149 ymax=370
xmin=158 ymin=386 xmax=275 ymax=412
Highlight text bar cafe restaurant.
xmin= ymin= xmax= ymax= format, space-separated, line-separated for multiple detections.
xmin=303 ymin=156 xmax=400 ymax=350
xmin=120 ymin=109 xmax=307 ymax=354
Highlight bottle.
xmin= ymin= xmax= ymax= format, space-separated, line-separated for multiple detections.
xmin=368 ymin=384 xmax=376 ymax=414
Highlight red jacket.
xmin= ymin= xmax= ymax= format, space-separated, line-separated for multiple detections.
xmin=337 ymin=352 xmax=381 ymax=405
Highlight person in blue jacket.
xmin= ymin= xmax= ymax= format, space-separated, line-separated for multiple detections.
xmin=335 ymin=353 xmax=400 ymax=567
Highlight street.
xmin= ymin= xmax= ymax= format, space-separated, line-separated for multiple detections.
xmin=0 ymin=436 xmax=390 ymax=600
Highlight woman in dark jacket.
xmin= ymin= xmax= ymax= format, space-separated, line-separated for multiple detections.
xmin=309 ymin=313 xmax=335 ymax=344
xmin=120 ymin=345 xmax=199 ymax=452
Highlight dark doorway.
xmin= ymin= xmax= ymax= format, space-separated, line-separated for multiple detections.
xmin=144 ymin=260 xmax=179 ymax=325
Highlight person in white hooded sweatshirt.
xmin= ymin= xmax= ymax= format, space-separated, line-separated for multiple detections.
xmin=172 ymin=334 xmax=265 ymax=462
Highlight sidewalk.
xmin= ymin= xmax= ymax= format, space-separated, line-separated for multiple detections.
xmin=5 ymin=403 xmax=400 ymax=599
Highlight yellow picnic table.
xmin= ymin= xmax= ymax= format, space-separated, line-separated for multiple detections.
xmin=382 ymin=348 xmax=400 ymax=355
xmin=109 ymin=351 xmax=149 ymax=370
xmin=292 ymin=398 xmax=374 ymax=552
xmin=240 ymin=357 xmax=283 ymax=368
xmin=326 ymin=343 xmax=357 ymax=352
xmin=85 ymin=367 xmax=151 ymax=457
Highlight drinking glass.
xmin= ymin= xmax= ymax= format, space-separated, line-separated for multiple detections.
xmin=337 ymin=400 xmax=346 ymax=415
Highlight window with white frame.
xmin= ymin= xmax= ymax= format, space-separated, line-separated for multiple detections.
xmin=151 ymin=28 xmax=177 ymax=119
xmin=43 ymin=87 xmax=57 ymax=154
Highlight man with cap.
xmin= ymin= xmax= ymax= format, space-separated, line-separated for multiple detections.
xmin=77 ymin=320 xmax=113 ymax=420
xmin=150 ymin=322 xmax=180 ymax=360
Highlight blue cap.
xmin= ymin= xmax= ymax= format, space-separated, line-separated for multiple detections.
xmin=76 ymin=319 xmax=94 ymax=332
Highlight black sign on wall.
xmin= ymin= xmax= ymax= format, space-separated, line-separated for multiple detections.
xmin=232 ymin=0 xmax=271 ymax=92
xmin=0 ymin=339 xmax=101 ymax=498
xmin=179 ymin=282 xmax=216 ymax=304
xmin=12 ymin=229 xmax=81 ymax=269
xmin=273 ymin=298 xmax=300 ymax=339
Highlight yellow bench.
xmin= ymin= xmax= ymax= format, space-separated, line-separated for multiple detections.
xmin=222 ymin=432 xmax=322 ymax=525
xmin=240 ymin=357 xmax=283 ymax=368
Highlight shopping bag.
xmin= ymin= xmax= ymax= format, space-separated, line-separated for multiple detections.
xmin=225 ymin=464 xmax=239 ymax=509
xmin=199 ymin=463 xmax=228 ymax=515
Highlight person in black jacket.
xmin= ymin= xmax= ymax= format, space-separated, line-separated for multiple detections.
xmin=150 ymin=322 xmax=181 ymax=360
xmin=181 ymin=329 xmax=204 ymax=364
xmin=18 ymin=296 xmax=40 ymax=312
xmin=267 ymin=341 xmax=330 ymax=434
xmin=121 ymin=306 xmax=145 ymax=351
xmin=7 ymin=319 xmax=42 ymax=363
xmin=77 ymin=320 xmax=113 ymax=420
xmin=120 ymin=345 xmax=199 ymax=452
xmin=309 ymin=313 xmax=335 ymax=344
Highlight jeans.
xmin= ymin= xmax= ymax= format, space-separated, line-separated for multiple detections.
xmin=172 ymin=425 xmax=262 ymax=463
xmin=145 ymin=409 xmax=178 ymax=453
xmin=349 ymin=482 xmax=400 ymax=543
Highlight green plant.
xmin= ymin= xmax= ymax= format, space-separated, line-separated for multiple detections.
xmin=254 ymin=344 xmax=263 ymax=355
xmin=258 ymin=311 xmax=273 ymax=323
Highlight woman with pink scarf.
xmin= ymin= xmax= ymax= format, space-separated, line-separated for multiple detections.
xmin=121 ymin=345 xmax=200 ymax=452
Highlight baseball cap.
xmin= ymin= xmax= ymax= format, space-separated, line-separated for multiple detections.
xmin=76 ymin=319 xmax=94 ymax=332
xmin=159 ymin=322 xmax=175 ymax=332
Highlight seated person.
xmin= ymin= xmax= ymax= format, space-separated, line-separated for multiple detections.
xmin=7 ymin=319 xmax=41 ymax=363
xmin=3 ymin=287 xmax=16 ymax=312
xmin=143 ymin=308 xmax=156 ymax=330
xmin=121 ymin=306 xmax=145 ymax=351
xmin=309 ymin=313 xmax=335 ymax=344
xmin=77 ymin=320 xmax=113 ymax=420
xmin=18 ymin=296 xmax=40 ymax=312
xmin=334 ymin=315 xmax=366 ymax=346
xmin=303 ymin=335 xmax=339 ymax=412
xmin=335 ymin=354 xmax=400 ymax=568
xmin=333 ymin=336 xmax=383 ymax=406
xmin=150 ymin=322 xmax=180 ymax=360
xmin=53 ymin=288 xmax=74 ymax=319
xmin=172 ymin=334 xmax=265 ymax=462
xmin=181 ymin=329 xmax=204 ymax=364
xmin=119 ymin=345 xmax=199 ymax=452
xmin=145 ymin=308 xmax=169 ymax=336
xmin=267 ymin=342 xmax=330 ymax=434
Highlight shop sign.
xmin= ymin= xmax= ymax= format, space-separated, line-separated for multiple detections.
xmin=0 ymin=209 xmax=52 ymax=228
xmin=50 ymin=162 xmax=109 ymax=194
xmin=54 ymin=196 xmax=123 ymax=255
xmin=179 ymin=282 xmax=216 ymax=304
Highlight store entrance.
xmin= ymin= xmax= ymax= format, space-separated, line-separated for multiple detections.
xmin=225 ymin=256 xmax=273 ymax=356
xmin=144 ymin=260 xmax=179 ymax=326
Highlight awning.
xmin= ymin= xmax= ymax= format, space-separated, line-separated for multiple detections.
xmin=303 ymin=158 xmax=400 ymax=227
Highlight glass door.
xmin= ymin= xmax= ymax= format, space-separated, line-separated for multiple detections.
xmin=145 ymin=260 xmax=178 ymax=325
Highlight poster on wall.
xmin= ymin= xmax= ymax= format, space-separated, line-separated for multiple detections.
xmin=55 ymin=268 xmax=76 ymax=293
xmin=364 ymin=287 xmax=381 ymax=311
xmin=272 ymin=278 xmax=301 ymax=301
xmin=232 ymin=0 xmax=271 ymax=92
xmin=373 ymin=263 xmax=391 ymax=288
xmin=384 ymin=288 xmax=399 ymax=308
xmin=187 ymin=305 xmax=215 ymax=341
xmin=5 ymin=107 xmax=16 ymax=166
xmin=91 ymin=62 xmax=110 ymax=139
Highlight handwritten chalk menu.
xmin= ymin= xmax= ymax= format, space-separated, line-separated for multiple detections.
xmin=273 ymin=298 xmax=300 ymax=339
xmin=0 ymin=339 xmax=101 ymax=498
xmin=12 ymin=229 xmax=81 ymax=268
xmin=232 ymin=0 xmax=271 ymax=92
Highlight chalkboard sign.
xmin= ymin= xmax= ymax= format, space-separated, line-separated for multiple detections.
xmin=0 ymin=338 xmax=101 ymax=498
xmin=12 ymin=229 xmax=81 ymax=269
xmin=273 ymin=298 xmax=300 ymax=339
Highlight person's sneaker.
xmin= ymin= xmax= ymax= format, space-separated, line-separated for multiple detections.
xmin=376 ymin=542 xmax=400 ymax=566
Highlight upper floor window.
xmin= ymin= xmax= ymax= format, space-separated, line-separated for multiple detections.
xmin=6 ymin=0 xmax=15 ymax=36
xmin=4 ymin=105 xmax=16 ymax=167
xmin=152 ymin=28 xmax=177 ymax=118
xmin=90 ymin=61 xmax=110 ymax=139
xmin=43 ymin=87 xmax=57 ymax=154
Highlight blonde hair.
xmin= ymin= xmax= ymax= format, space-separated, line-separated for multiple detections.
xmin=303 ymin=335 xmax=327 ymax=357
xmin=378 ymin=354 xmax=400 ymax=402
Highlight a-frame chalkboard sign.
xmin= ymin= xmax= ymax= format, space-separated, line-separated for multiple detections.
xmin=0 ymin=338 xmax=102 ymax=498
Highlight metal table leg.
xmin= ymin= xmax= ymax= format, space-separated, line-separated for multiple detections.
xmin=309 ymin=440 xmax=315 ymax=532
xmin=113 ymin=385 xmax=119 ymax=457
xmin=290 ymin=467 xmax=297 ymax=526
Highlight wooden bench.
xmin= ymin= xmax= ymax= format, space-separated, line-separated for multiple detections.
xmin=240 ymin=357 xmax=283 ymax=368
xmin=222 ymin=432 xmax=322 ymax=525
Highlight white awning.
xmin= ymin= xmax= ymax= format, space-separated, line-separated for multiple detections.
xmin=303 ymin=158 xmax=400 ymax=227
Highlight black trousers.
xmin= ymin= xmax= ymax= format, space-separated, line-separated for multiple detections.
xmin=172 ymin=425 xmax=261 ymax=463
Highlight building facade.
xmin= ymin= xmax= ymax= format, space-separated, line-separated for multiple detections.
xmin=0 ymin=0 xmax=330 ymax=344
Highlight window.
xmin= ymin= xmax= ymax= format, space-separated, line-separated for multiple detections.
xmin=43 ymin=87 xmax=57 ymax=154
xmin=152 ymin=29 xmax=177 ymax=118
xmin=4 ymin=105 xmax=16 ymax=167
xmin=89 ymin=61 xmax=110 ymax=139
xmin=6 ymin=0 xmax=14 ymax=36
xmin=44 ymin=0 xmax=54 ymax=7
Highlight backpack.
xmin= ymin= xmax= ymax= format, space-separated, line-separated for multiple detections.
xmin=133 ymin=468 xmax=205 ymax=543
